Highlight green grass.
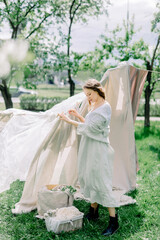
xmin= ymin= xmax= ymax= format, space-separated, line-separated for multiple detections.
xmin=36 ymin=84 xmax=82 ymax=98
xmin=0 ymin=103 xmax=20 ymax=111
xmin=0 ymin=121 xmax=159 ymax=239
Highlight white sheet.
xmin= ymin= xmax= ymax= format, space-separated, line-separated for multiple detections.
xmin=0 ymin=62 xmax=148 ymax=213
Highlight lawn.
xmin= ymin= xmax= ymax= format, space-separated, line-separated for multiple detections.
xmin=36 ymin=84 xmax=82 ymax=98
xmin=0 ymin=122 xmax=159 ymax=240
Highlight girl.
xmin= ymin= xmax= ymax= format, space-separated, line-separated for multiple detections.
xmin=58 ymin=79 xmax=119 ymax=236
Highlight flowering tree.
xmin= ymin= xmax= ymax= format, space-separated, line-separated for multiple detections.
xmin=58 ymin=0 xmax=110 ymax=96
xmin=0 ymin=0 xmax=66 ymax=108
xmin=80 ymin=5 xmax=160 ymax=127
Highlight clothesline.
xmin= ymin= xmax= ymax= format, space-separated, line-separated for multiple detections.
xmin=142 ymin=69 xmax=160 ymax=74
xmin=131 ymin=65 xmax=159 ymax=74
xmin=147 ymin=69 xmax=160 ymax=74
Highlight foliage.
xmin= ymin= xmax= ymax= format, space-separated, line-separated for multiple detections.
xmin=0 ymin=121 xmax=159 ymax=239
xmin=46 ymin=0 xmax=111 ymax=75
xmin=51 ymin=185 xmax=77 ymax=194
xmin=20 ymin=94 xmax=66 ymax=111
xmin=151 ymin=2 xmax=160 ymax=32
xmin=52 ymin=0 xmax=111 ymax=96
xmin=0 ymin=0 xmax=71 ymax=109
xmin=77 ymin=50 xmax=108 ymax=79
xmin=79 ymin=7 xmax=160 ymax=127
xmin=61 ymin=185 xmax=77 ymax=195
xmin=0 ymin=39 xmax=33 ymax=108
xmin=0 ymin=0 xmax=65 ymax=39
xmin=0 ymin=0 xmax=111 ymax=98
xmin=79 ymin=16 xmax=150 ymax=67
xmin=138 ymin=102 xmax=160 ymax=117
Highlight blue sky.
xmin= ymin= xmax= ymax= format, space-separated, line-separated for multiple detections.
xmin=71 ymin=0 xmax=158 ymax=53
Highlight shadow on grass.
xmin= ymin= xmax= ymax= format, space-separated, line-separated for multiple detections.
xmin=126 ymin=188 xmax=138 ymax=199
xmin=135 ymin=123 xmax=160 ymax=140
xmin=149 ymin=145 xmax=160 ymax=160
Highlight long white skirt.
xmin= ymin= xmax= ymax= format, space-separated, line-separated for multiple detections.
xmin=78 ymin=135 xmax=119 ymax=207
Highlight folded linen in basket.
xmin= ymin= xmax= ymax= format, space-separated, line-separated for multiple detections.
xmin=44 ymin=206 xmax=84 ymax=233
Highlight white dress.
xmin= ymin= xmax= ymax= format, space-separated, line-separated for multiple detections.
xmin=77 ymin=102 xmax=118 ymax=207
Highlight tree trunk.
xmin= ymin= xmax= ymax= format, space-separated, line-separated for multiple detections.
xmin=68 ymin=69 xmax=75 ymax=96
xmin=144 ymin=85 xmax=150 ymax=127
xmin=67 ymin=25 xmax=75 ymax=96
xmin=144 ymin=35 xmax=160 ymax=127
xmin=11 ymin=27 xmax=18 ymax=39
xmin=67 ymin=0 xmax=78 ymax=97
xmin=144 ymin=62 xmax=152 ymax=127
xmin=0 ymin=80 xmax=13 ymax=109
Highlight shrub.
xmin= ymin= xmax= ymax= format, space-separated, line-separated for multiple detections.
xmin=20 ymin=95 xmax=67 ymax=111
xmin=137 ymin=102 xmax=160 ymax=117
xmin=137 ymin=103 xmax=144 ymax=116
xmin=20 ymin=95 xmax=160 ymax=115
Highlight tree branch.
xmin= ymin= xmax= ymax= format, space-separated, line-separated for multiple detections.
xmin=151 ymin=80 xmax=157 ymax=93
xmin=16 ymin=0 xmax=21 ymax=24
xmin=151 ymin=34 xmax=160 ymax=69
xmin=16 ymin=2 xmax=38 ymax=26
xmin=70 ymin=0 xmax=82 ymax=22
xmin=25 ymin=13 xmax=52 ymax=39
xmin=0 ymin=84 xmax=4 ymax=91
xmin=72 ymin=0 xmax=82 ymax=19
xmin=23 ymin=3 xmax=38 ymax=18
xmin=3 ymin=0 xmax=15 ymax=30
xmin=69 ymin=0 xmax=76 ymax=21
xmin=68 ymin=0 xmax=82 ymax=37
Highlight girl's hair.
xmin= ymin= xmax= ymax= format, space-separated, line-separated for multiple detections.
xmin=83 ymin=79 xmax=105 ymax=100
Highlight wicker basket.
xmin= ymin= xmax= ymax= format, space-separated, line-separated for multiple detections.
xmin=44 ymin=207 xmax=84 ymax=234
xmin=37 ymin=185 xmax=74 ymax=216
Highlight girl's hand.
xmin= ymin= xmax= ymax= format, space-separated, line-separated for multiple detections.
xmin=58 ymin=112 xmax=71 ymax=123
xmin=68 ymin=109 xmax=79 ymax=118
xmin=58 ymin=112 xmax=79 ymax=127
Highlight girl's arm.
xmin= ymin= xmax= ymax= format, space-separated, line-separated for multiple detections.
xmin=58 ymin=113 xmax=79 ymax=127
xmin=68 ymin=109 xmax=85 ymax=123
xmin=77 ymin=114 xmax=85 ymax=123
